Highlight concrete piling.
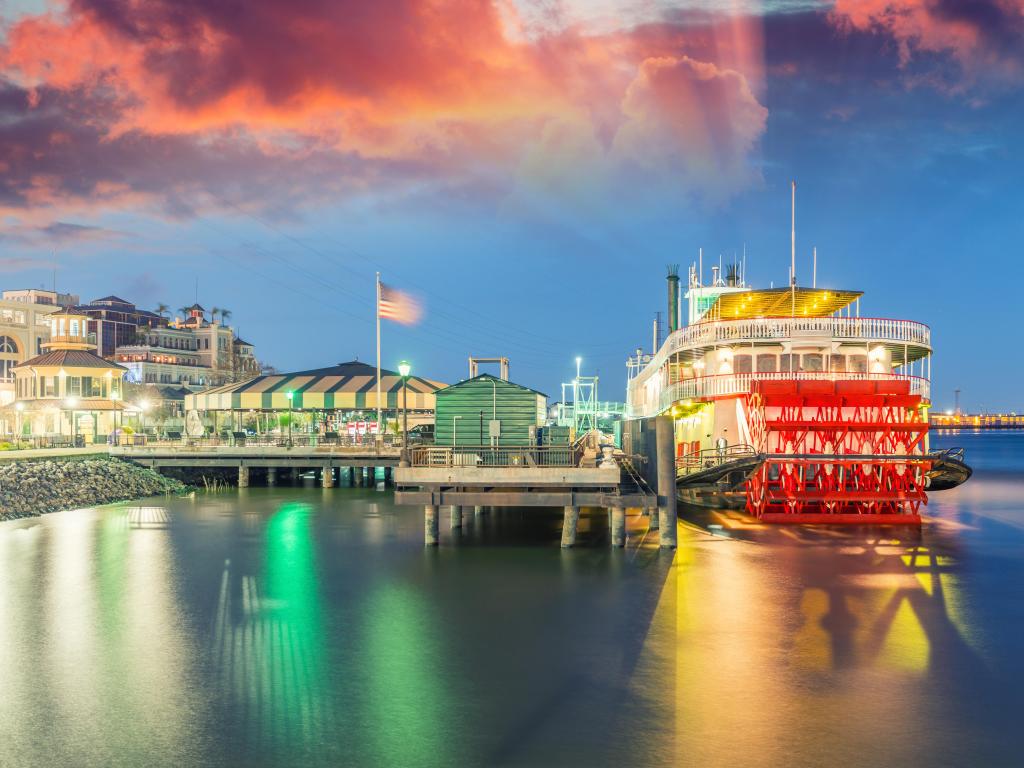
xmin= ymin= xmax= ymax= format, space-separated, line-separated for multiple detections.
xmin=424 ymin=505 xmax=439 ymax=546
xmin=647 ymin=505 xmax=659 ymax=531
xmin=561 ymin=505 xmax=580 ymax=548
xmin=290 ymin=468 xmax=299 ymax=483
xmin=611 ymin=507 xmax=626 ymax=547
xmin=322 ymin=466 xmax=335 ymax=488
xmin=450 ymin=505 xmax=462 ymax=528
xmin=474 ymin=505 xmax=484 ymax=517
xmin=656 ymin=415 xmax=678 ymax=548
xmin=238 ymin=465 xmax=249 ymax=488
xmin=267 ymin=468 xmax=277 ymax=487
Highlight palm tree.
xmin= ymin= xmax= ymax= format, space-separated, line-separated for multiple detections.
xmin=220 ymin=308 xmax=232 ymax=325
xmin=155 ymin=303 xmax=169 ymax=318
xmin=210 ymin=306 xmax=221 ymax=325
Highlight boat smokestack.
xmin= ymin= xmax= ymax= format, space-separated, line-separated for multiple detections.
xmin=667 ymin=264 xmax=680 ymax=333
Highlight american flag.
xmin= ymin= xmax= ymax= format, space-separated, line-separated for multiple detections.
xmin=378 ymin=282 xmax=422 ymax=325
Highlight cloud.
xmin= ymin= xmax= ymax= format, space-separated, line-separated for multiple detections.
xmin=614 ymin=55 xmax=768 ymax=199
xmin=0 ymin=0 xmax=771 ymax=223
xmin=830 ymin=0 xmax=1024 ymax=84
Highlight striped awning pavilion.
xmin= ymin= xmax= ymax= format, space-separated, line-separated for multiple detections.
xmin=185 ymin=361 xmax=446 ymax=413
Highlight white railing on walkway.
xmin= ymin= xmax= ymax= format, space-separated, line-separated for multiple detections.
xmin=627 ymin=371 xmax=931 ymax=419
xmin=629 ymin=316 xmax=930 ymax=391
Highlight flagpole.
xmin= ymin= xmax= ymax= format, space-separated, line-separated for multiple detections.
xmin=376 ymin=272 xmax=382 ymax=441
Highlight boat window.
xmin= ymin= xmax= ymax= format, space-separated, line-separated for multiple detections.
xmin=734 ymin=354 xmax=752 ymax=374
xmin=803 ymin=353 xmax=824 ymax=372
xmin=848 ymin=354 xmax=867 ymax=373
xmin=779 ymin=354 xmax=796 ymax=372
xmin=757 ymin=354 xmax=777 ymax=373
xmin=830 ymin=355 xmax=847 ymax=372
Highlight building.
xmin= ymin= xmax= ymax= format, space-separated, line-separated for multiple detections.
xmin=1 ymin=288 xmax=80 ymax=308
xmin=185 ymin=360 xmax=444 ymax=436
xmin=78 ymin=295 xmax=166 ymax=358
xmin=6 ymin=307 xmax=127 ymax=440
xmin=113 ymin=302 xmax=260 ymax=390
xmin=434 ymin=374 xmax=547 ymax=446
xmin=0 ymin=296 xmax=58 ymax=406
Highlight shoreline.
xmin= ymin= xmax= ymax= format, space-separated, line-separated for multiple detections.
xmin=0 ymin=454 xmax=190 ymax=522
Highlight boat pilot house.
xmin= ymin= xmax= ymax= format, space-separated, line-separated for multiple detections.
xmin=434 ymin=374 xmax=547 ymax=447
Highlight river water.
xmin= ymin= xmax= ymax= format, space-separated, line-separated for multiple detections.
xmin=1 ymin=431 xmax=1022 ymax=767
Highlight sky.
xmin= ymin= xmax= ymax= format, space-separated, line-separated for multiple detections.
xmin=1 ymin=0 xmax=1023 ymax=411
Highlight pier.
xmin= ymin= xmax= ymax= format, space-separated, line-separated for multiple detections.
xmin=393 ymin=433 xmax=677 ymax=548
xmin=111 ymin=439 xmax=401 ymax=488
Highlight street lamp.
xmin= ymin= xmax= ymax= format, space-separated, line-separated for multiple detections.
xmin=14 ymin=401 xmax=24 ymax=441
xmin=65 ymin=396 xmax=79 ymax=445
xmin=138 ymin=398 xmax=150 ymax=441
xmin=110 ymin=391 xmax=121 ymax=445
xmin=285 ymin=391 xmax=294 ymax=446
xmin=397 ymin=360 xmax=411 ymax=464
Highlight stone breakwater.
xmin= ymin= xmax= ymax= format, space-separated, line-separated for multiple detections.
xmin=0 ymin=456 xmax=188 ymax=521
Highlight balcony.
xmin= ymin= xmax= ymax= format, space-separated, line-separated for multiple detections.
xmin=629 ymin=316 xmax=931 ymax=385
xmin=628 ymin=371 xmax=931 ymax=419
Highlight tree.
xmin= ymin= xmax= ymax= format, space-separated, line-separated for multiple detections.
xmin=155 ymin=303 xmax=169 ymax=318
xmin=210 ymin=306 xmax=221 ymax=325
xmin=220 ymin=308 xmax=231 ymax=325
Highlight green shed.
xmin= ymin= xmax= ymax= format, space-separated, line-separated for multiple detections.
xmin=434 ymin=374 xmax=547 ymax=447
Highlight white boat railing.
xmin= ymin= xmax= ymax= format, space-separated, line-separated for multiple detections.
xmin=628 ymin=371 xmax=931 ymax=419
xmin=629 ymin=316 xmax=930 ymax=391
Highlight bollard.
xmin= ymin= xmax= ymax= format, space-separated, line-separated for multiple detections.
xmin=561 ymin=505 xmax=580 ymax=548
xmin=656 ymin=415 xmax=678 ymax=548
xmin=611 ymin=507 xmax=626 ymax=547
xmin=424 ymin=505 xmax=439 ymax=546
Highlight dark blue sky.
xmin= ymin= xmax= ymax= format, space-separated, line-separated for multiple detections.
xmin=2 ymin=1 xmax=1022 ymax=410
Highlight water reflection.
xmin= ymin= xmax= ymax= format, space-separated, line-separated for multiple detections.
xmin=210 ymin=502 xmax=332 ymax=757
xmin=2 ymin=443 xmax=1023 ymax=767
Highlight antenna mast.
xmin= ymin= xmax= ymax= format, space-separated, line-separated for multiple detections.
xmin=790 ymin=180 xmax=796 ymax=316
xmin=813 ymin=246 xmax=817 ymax=289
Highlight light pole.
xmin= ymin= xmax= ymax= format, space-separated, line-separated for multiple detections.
xmin=66 ymin=396 xmax=79 ymax=446
xmin=138 ymin=398 xmax=150 ymax=442
xmin=397 ymin=360 xmax=409 ymax=450
xmin=14 ymin=401 xmax=24 ymax=443
xmin=286 ymin=391 xmax=294 ymax=446
xmin=110 ymin=391 xmax=120 ymax=445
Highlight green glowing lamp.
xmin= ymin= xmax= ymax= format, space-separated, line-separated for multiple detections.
xmin=398 ymin=360 xmax=411 ymax=379
xmin=285 ymin=391 xmax=294 ymax=401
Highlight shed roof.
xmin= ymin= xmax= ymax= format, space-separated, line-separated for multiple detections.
xmin=435 ymin=373 xmax=547 ymax=398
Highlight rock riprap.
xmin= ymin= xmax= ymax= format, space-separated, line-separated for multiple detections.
xmin=0 ymin=457 xmax=188 ymax=520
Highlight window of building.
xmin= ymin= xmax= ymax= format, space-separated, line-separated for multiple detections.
xmin=830 ymin=354 xmax=847 ymax=373
xmin=0 ymin=335 xmax=18 ymax=383
xmin=756 ymin=354 xmax=777 ymax=373
xmin=803 ymin=353 xmax=824 ymax=372
xmin=44 ymin=377 xmax=56 ymax=397
xmin=779 ymin=354 xmax=796 ymax=372
xmin=734 ymin=354 xmax=752 ymax=374
xmin=67 ymin=376 xmax=82 ymax=395
xmin=848 ymin=354 xmax=868 ymax=373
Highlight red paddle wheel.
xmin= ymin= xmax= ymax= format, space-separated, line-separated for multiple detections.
xmin=743 ymin=378 xmax=929 ymax=524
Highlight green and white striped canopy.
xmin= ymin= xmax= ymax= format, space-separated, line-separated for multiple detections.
xmin=185 ymin=361 xmax=445 ymax=412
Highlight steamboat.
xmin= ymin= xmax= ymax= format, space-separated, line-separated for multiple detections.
xmin=625 ymin=218 xmax=969 ymax=524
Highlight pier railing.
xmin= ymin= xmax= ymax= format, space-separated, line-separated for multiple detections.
xmin=409 ymin=445 xmax=581 ymax=468
xmin=676 ymin=444 xmax=760 ymax=476
xmin=629 ymin=371 xmax=931 ymax=419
